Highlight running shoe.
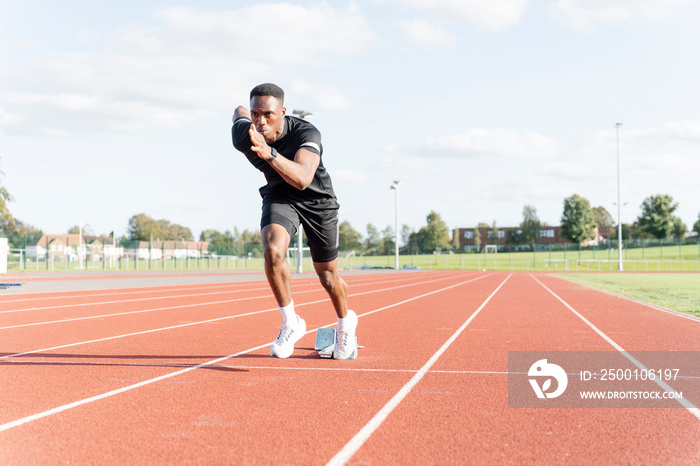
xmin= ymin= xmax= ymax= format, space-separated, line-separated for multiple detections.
xmin=333 ymin=310 xmax=358 ymax=360
xmin=270 ymin=316 xmax=306 ymax=359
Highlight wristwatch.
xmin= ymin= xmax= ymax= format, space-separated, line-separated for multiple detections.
xmin=268 ymin=147 xmax=278 ymax=162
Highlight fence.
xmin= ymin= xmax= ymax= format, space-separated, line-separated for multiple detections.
xmin=7 ymin=251 xmax=270 ymax=273
xmin=2 ymin=235 xmax=699 ymax=273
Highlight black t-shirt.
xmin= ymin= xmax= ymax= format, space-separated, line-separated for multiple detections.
xmin=232 ymin=115 xmax=338 ymax=205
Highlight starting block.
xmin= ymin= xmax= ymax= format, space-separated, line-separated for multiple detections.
xmin=314 ymin=327 xmax=360 ymax=359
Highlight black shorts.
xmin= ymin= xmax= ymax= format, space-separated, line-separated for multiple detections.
xmin=261 ymin=194 xmax=340 ymax=263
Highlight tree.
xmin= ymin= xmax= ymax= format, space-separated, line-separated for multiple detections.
xmin=633 ymin=194 xmax=678 ymax=240
xmin=473 ymin=227 xmax=481 ymax=250
xmin=200 ymin=229 xmax=236 ymax=255
xmin=560 ymin=194 xmax=596 ymax=244
xmin=406 ymin=230 xmax=421 ymax=255
xmin=0 ymin=165 xmax=42 ymax=246
xmin=339 ymin=221 xmax=362 ymax=251
xmin=127 ymin=214 xmax=160 ymax=241
xmin=694 ymin=212 xmax=700 ymax=236
xmin=68 ymin=224 xmax=94 ymax=235
xmin=365 ymin=223 xmax=380 ymax=255
xmin=167 ymin=223 xmax=194 ymax=241
xmin=378 ymin=226 xmax=394 ymax=255
xmin=505 ymin=229 xmax=520 ymax=246
xmin=490 ymin=221 xmax=499 ymax=245
xmin=520 ymin=205 xmax=541 ymax=247
xmin=0 ymin=185 xmax=12 ymax=226
xmin=610 ymin=223 xmax=631 ymax=241
xmin=126 ymin=213 xmax=193 ymax=241
xmin=671 ymin=217 xmax=687 ymax=240
xmin=1 ymin=218 xmax=42 ymax=248
xmin=421 ymin=211 xmax=451 ymax=252
xmin=401 ymin=224 xmax=412 ymax=253
xmin=592 ymin=206 xmax=614 ymax=229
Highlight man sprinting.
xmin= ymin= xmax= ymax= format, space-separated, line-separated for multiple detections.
xmin=231 ymin=83 xmax=358 ymax=359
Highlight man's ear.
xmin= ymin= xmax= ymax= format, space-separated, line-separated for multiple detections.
xmin=281 ymin=106 xmax=286 ymax=117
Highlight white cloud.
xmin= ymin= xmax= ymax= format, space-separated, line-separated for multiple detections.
xmin=402 ymin=128 xmax=557 ymax=158
xmin=398 ymin=19 xmax=455 ymax=47
xmin=621 ymin=120 xmax=700 ymax=143
xmin=331 ymin=169 xmax=368 ymax=185
xmin=658 ymin=121 xmax=700 ymax=141
xmin=153 ymin=4 xmax=375 ymax=64
xmin=385 ymin=0 xmax=531 ymax=30
xmin=547 ymin=0 xmax=693 ymax=31
xmin=0 ymin=107 xmax=22 ymax=125
xmin=0 ymin=4 xmax=374 ymax=135
xmin=640 ymin=153 xmax=700 ymax=172
xmin=289 ymin=80 xmax=352 ymax=111
xmin=540 ymin=161 xmax=604 ymax=180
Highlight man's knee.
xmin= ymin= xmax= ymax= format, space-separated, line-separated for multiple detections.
xmin=262 ymin=224 xmax=291 ymax=267
xmin=264 ymin=241 xmax=287 ymax=266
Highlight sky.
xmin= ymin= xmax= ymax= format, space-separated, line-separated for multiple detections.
xmin=1 ymin=0 xmax=699 ymax=241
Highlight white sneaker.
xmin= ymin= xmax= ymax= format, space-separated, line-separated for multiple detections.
xmin=333 ymin=310 xmax=358 ymax=360
xmin=270 ymin=316 xmax=306 ymax=359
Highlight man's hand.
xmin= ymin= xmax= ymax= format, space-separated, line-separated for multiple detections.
xmin=249 ymin=124 xmax=274 ymax=161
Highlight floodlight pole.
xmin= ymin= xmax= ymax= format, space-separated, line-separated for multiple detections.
xmin=391 ymin=180 xmax=401 ymax=270
xmin=615 ymin=122 xmax=623 ymax=272
xmin=293 ymin=109 xmax=313 ymax=274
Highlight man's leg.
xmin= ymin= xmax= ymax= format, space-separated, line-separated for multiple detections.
xmin=313 ymin=259 xmax=348 ymax=318
xmin=263 ymin=223 xmax=306 ymax=358
xmin=262 ymin=223 xmax=292 ymax=307
xmin=314 ymin=259 xmax=357 ymax=359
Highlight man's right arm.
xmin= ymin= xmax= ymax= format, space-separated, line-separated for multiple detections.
xmin=233 ymin=106 xmax=250 ymax=123
xmin=231 ymin=106 xmax=267 ymax=170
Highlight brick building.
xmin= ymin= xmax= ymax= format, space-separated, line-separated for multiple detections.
xmin=455 ymin=226 xmax=607 ymax=252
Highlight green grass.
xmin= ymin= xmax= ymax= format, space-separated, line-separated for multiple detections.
xmin=559 ymin=273 xmax=700 ymax=318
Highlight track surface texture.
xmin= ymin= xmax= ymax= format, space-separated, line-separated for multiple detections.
xmin=0 ymin=270 xmax=698 ymax=465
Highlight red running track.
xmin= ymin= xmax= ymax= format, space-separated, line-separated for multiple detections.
xmin=0 ymin=271 xmax=698 ymax=464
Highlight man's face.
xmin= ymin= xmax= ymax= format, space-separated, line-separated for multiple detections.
xmin=250 ymin=95 xmax=286 ymax=144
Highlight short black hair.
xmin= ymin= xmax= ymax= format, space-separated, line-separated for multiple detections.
xmin=250 ymin=83 xmax=284 ymax=103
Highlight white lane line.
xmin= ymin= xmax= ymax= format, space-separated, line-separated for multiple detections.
xmin=0 ymin=273 xmax=439 ymax=313
xmin=531 ymin=274 xmax=700 ymax=421
xmin=0 ymin=343 xmax=271 ymax=433
xmin=0 ymin=285 xmax=274 ymax=315
xmin=0 ymin=277 xmax=454 ymax=314
xmin=0 ymin=292 xmax=298 ymax=331
xmin=0 ymin=360 xmax=512 ymax=374
xmin=6 ymin=360 xmax=699 ymax=381
xmin=0 ymin=273 xmax=494 ymax=433
xmin=1 ymin=274 xmax=480 ymax=359
xmin=0 ymin=282 xmax=271 ymax=304
xmin=0 ymin=306 xmax=279 ymax=360
xmin=326 ymin=273 xmax=512 ymax=466
xmin=0 ymin=272 xmax=476 ymax=331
